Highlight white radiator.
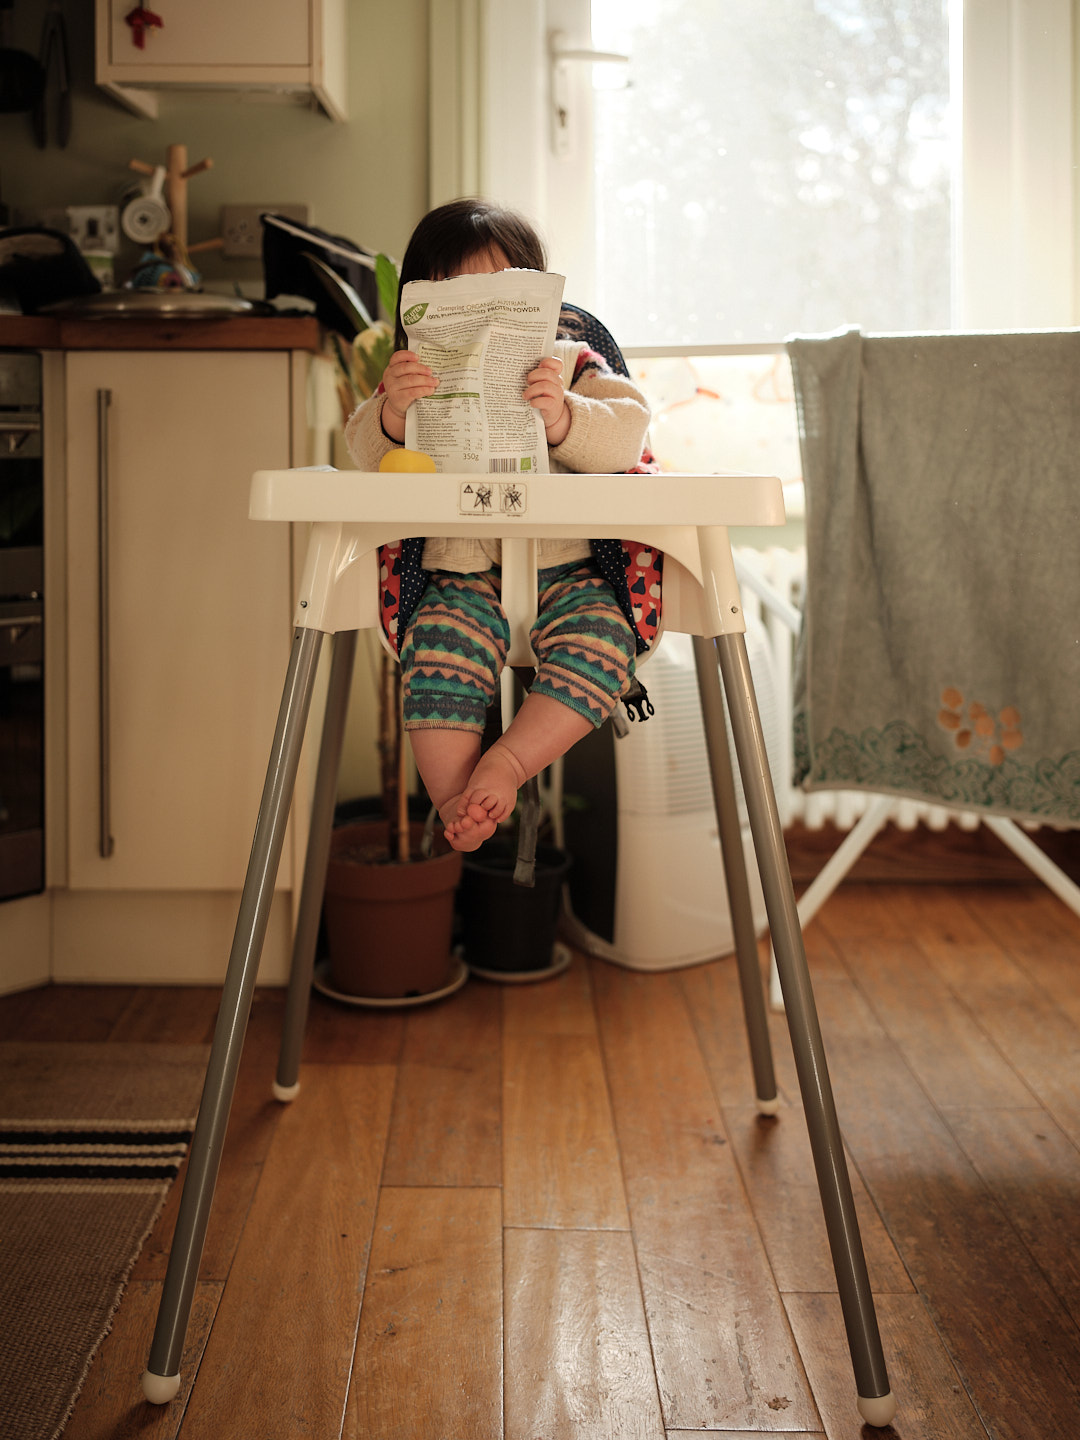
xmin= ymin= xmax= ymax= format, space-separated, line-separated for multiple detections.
xmin=733 ymin=545 xmax=985 ymax=836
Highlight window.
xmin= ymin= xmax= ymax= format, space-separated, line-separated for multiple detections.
xmin=585 ymin=0 xmax=953 ymax=346
xmin=524 ymin=0 xmax=1077 ymax=338
xmin=476 ymin=0 xmax=1074 ymax=342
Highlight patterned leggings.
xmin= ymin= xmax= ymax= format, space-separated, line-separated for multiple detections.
xmin=400 ymin=559 xmax=636 ymax=733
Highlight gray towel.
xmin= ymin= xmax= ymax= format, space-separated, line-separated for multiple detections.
xmin=788 ymin=326 xmax=1080 ymax=825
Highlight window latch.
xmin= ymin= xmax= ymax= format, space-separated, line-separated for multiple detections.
xmin=549 ymin=30 xmax=629 ymax=159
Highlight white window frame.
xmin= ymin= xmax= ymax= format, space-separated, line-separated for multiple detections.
xmin=955 ymin=0 xmax=1075 ymax=329
xmin=432 ymin=0 xmax=1076 ymax=334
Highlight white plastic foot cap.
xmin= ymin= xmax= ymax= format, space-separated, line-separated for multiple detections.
xmin=756 ymin=1095 xmax=781 ymax=1116
xmin=142 ymin=1369 xmax=181 ymax=1405
xmin=858 ymin=1391 xmax=897 ymax=1427
xmin=272 ymin=1079 xmax=301 ymax=1103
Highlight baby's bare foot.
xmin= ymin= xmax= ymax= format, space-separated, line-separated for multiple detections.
xmin=461 ymin=742 xmax=527 ymax=824
xmin=439 ymin=794 xmax=498 ymax=852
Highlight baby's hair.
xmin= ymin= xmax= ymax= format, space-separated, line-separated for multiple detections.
xmin=395 ymin=197 xmax=547 ymax=346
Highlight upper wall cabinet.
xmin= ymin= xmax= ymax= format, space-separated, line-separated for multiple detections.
xmin=95 ymin=0 xmax=347 ymax=121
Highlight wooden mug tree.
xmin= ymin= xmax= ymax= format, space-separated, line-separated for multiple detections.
xmin=128 ymin=143 xmax=222 ymax=257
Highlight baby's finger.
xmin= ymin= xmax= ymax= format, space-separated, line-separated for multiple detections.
xmin=523 ymin=378 xmax=560 ymax=405
xmin=526 ymin=358 xmax=562 ymax=385
xmin=386 ymin=357 xmax=435 ymax=390
xmin=389 ymin=356 xmax=433 ymax=382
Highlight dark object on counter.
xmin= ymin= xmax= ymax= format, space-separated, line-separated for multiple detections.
xmin=261 ymin=212 xmax=379 ymax=339
xmin=0 ymin=0 xmax=45 ymax=113
xmin=32 ymin=0 xmax=71 ymax=147
xmin=0 ymin=227 xmax=99 ymax=313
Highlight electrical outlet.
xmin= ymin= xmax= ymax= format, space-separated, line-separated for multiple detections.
xmin=221 ymin=204 xmax=309 ymax=259
xmin=67 ymin=205 xmax=121 ymax=254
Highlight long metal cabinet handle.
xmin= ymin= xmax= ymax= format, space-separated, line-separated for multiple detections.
xmin=97 ymin=389 xmax=115 ymax=859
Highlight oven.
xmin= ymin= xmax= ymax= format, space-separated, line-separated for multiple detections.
xmin=0 ymin=352 xmax=44 ymax=902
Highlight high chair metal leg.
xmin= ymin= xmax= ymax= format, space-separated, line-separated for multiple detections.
xmin=690 ymin=634 xmax=777 ymax=1113
xmin=142 ymin=626 xmax=324 ymax=1405
xmin=713 ymin=631 xmax=896 ymax=1429
xmin=274 ymin=628 xmax=358 ymax=1101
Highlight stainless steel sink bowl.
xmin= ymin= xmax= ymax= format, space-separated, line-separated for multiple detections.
xmin=41 ymin=290 xmax=259 ymax=319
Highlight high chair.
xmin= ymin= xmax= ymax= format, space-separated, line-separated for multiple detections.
xmin=140 ymin=462 xmax=897 ymax=1428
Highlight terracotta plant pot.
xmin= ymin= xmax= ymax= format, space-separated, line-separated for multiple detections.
xmin=324 ymin=819 xmax=462 ymax=1000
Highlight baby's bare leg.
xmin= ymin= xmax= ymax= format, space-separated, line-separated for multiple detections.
xmin=408 ymin=728 xmax=497 ymax=852
xmin=463 ymin=692 xmax=592 ymax=824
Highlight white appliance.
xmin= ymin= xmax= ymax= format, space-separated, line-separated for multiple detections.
xmin=565 ymin=616 xmax=785 ymax=970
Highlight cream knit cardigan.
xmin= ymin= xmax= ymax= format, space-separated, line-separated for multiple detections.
xmin=343 ymin=339 xmax=651 ymax=573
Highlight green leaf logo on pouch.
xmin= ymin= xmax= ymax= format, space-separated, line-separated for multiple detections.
xmin=402 ymin=303 xmax=428 ymax=326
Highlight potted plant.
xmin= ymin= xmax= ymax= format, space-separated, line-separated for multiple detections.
xmin=455 ymin=700 xmax=574 ymax=982
xmin=319 ymin=255 xmax=465 ymax=1004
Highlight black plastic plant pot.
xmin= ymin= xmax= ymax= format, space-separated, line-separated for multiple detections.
xmin=458 ymin=842 xmax=572 ymax=975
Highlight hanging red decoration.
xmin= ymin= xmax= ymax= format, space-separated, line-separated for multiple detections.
xmin=124 ymin=6 xmax=164 ymax=50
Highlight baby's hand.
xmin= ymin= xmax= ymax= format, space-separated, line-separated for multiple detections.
xmin=524 ymin=357 xmax=571 ymax=444
xmin=381 ymin=350 xmax=437 ymax=437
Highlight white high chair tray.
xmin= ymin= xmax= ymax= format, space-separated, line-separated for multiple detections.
xmin=250 ymin=468 xmax=785 ymax=534
xmin=250 ymin=468 xmax=786 ymax=645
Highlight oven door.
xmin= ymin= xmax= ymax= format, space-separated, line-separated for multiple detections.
xmin=0 ymin=598 xmax=44 ymax=899
xmin=0 ymin=351 xmax=45 ymax=903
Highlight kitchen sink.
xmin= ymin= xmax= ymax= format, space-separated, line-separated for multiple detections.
xmin=41 ymin=290 xmax=260 ymax=318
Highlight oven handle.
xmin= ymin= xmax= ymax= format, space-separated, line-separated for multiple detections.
xmin=97 ymin=389 xmax=115 ymax=859
xmin=0 ymin=416 xmax=42 ymax=455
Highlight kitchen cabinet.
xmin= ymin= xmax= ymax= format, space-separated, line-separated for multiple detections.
xmin=64 ymin=348 xmax=301 ymax=893
xmin=95 ymin=0 xmax=346 ymax=121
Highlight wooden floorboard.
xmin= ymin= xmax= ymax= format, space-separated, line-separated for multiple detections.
xmin=886 ymin=888 xmax=1080 ymax=1147
xmin=785 ymin=1292 xmax=987 ymax=1440
xmin=591 ymin=962 xmax=821 ymax=1433
xmin=381 ymin=977 xmax=502 ymax=1187
xmin=681 ymin=957 xmax=912 ymax=1296
xmin=940 ymin=1106 xmax=1080 ymax=1327
xmin=720 ymin=1104 xmax=913 ymax=1297
xmin=0 ymin=982 xmax=132 ymax=1041
xmin=9 ymin=879 xmax=1080 ymax=1439
xmin=808 ymin=903 xmax=1080 ymax=1440
xmin=180 ymin=1062 xmax=395 ymax=1440
xmin=60 ymin=1281 xmax=221 ymax=1440
xmin=345 ymin=1186 xmax=503 ymax=1440
xmin=132 ymin=989 xmax=291 ymax=1283
xmin=108 ymin=986 xmax=221 ymax=1046
xmin=504 ymin=1228 xmax=665 ymax=1439
xmin=503 ymin=958 xmax=628 ymax=1231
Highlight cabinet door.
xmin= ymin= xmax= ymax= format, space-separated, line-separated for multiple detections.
xmin=104 ymin=0 xmax=309 ymax=69
xmin=66 ymin=351 xmax=295 ymax=891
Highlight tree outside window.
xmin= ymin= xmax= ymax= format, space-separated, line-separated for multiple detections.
xmin=591 ymin=0 xmax=952 ymax=345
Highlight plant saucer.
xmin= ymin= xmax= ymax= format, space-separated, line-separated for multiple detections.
xmin=312 ymin=957 xmax=468 ymax=1008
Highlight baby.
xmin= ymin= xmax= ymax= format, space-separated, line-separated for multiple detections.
xmin=345 ymin=198 xmax=651 ymax=850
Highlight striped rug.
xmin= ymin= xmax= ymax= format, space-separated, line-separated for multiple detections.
xmin=0 ymin=1042 xmax=209 ymax=1440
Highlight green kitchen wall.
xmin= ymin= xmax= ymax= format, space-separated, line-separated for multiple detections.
xmin=0 ymin=0 xmax=430 ymax=281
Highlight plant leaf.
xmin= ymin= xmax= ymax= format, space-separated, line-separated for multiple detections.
xmin=375 ymin=252 xmax=400 ymax=324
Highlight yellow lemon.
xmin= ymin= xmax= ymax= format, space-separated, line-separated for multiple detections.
xmin=379 ymin=449 xmax=437 ymax=473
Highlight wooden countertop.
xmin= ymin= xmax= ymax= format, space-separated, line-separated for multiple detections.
xmin=0 ymin=314 xmax=322 ymax=351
